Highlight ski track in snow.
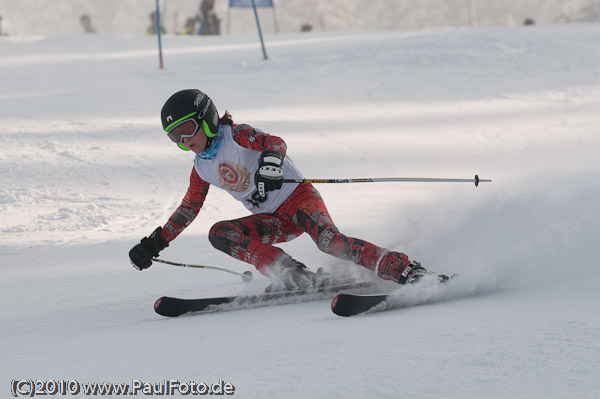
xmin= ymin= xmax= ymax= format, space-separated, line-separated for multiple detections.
xmin=1 ymin=23 xmax=600 ymax=399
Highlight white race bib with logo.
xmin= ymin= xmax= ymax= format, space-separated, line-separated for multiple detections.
xmin=194 ymin=125 xmax=302 ymax=214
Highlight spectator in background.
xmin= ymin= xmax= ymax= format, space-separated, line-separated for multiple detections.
xmin=0 ymin=15 xmax=7 ymax=36
xmin=80 ymin=14 xmax=96 ymax=34
xmin=300 ymin=23 xmax=312 ymax=32
xmin=147 ymin=11 xmax=166 ymax=35
xmin=182 ymin=17 xmax=196 ymax=35
xmin=197 ymin=0 xmax=220 ymax=35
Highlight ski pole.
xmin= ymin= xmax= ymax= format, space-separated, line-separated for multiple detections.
xmin=283 ymin=174 xmax=491 ymax=187
xmin=153 ymin=258 xmax=254 ymax=282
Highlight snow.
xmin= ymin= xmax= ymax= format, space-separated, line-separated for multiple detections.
xmin=2 ymin=22 xmax=600 ymax=398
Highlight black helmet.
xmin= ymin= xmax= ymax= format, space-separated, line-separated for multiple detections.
xmin=160 ymin=89 xmax=219 ymax=138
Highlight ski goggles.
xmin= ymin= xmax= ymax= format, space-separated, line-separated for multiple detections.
xmin=165 ymin=112 xmax=218 ymax=149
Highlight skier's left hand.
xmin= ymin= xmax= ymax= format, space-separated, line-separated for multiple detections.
xmin=129 ymin=227 xmax=169 ymax=270
xmin=255 ymin=151 xmax=284 ymax=197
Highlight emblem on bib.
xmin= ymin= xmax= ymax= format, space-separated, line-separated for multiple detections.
xmin=218 ymin=162 xmax=251 ymax=192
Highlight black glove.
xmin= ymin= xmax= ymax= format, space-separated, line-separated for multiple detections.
xmin=255 ymin=150 xmax=284 ymax=197
xmin=129 ymin=227 xmax=169 ymax=270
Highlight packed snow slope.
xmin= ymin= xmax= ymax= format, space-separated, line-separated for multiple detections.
xmin=1 ymin=24 xmax=599 ymax=398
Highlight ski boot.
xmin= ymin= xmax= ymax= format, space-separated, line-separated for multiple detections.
xmin=406 ymin=262 xmax=452 ymax=284
xmin=378 ymin=252 xmax=429 ymax=284
xmin=265 ymin=257 xmax=322 ymax=293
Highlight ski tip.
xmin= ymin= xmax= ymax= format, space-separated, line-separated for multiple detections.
xmin=331 ymin=293 xmax=390 ymax=317
xmin=330 ymin=294 xmax=356 ymax=317
xmin=154 ymin=296 xmax=187 ymax=317
xmin=330 ymin=294 xmax=362 ymax=317
xmin=154 ymin=297 xmax=165 ymax=312
xmin=331 ymin=294 xmax=340 ymax=312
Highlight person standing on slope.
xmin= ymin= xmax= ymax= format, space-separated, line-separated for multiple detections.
xmin=129 ymin=89 xmax=427 ymax=290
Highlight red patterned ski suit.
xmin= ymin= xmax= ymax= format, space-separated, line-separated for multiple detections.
xmin=159 ymin=123 xmax=408 ymax=280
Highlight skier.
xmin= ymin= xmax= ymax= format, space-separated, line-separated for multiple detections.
xmin=129 ymin=89 xmax=427 ymax=290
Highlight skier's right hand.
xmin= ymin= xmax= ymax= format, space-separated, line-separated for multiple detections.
xmin=129 ymin=227 xmax=169 ymax=270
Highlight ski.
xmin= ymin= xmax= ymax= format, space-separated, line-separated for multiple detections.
xmin=330 ymin=293 xmax=389 ymax=317
xmin=154 ymin=280 xmax=375 ymax=317
xmin=331 ymin=273 xmax=455 ymax=317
